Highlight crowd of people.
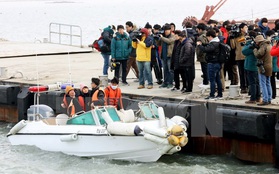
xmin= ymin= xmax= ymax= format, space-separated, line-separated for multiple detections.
xmin=92 ymin=18 xmax=279 ymax=106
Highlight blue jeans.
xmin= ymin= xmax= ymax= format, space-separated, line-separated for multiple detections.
xmin=208 ymin=63 xmax=222 ymax=97
xmin=101 ymin=54 xmax=110 ymax=75
xmin=247 ymin=70 xmax=261 ymax=101
xmin=162 ymin=57 xmax=173 ymax=85
xmin=137 ymin=61 xmax=153 ymax=86
xmin=258 ymin=74 xmax=272 ymax=102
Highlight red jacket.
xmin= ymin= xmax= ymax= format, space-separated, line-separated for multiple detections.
xmin=220 ymin=27 xmax=229 ymax=44
xmin=270 ymin=45 xmax=279 ymax=68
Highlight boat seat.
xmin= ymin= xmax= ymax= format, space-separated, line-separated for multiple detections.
xmin=139 ymin=102 xmax=159 ymax=119
xmin=56 ymin=114 xmax=69 ymax=125
xmin=117 ymin=109 xmax=135 ymax=123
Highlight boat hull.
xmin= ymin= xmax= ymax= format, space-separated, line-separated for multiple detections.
xmin=7 ymin=121 xmax=165 ymax=162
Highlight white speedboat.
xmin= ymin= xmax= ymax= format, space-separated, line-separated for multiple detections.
xmin=7 ymin=99 xmax=189 ymax=162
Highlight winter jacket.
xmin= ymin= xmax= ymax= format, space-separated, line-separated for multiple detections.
xmin=132 ymin=36 xmax=153 ymax=62
xmin=220 ymin=26 xmax=229 ymax=44
xmin=101 ymin=26 xmax=114 ymax=55
xmin=127 ymin=30 xmax=137 ymax=58
xmin=111 ymin=32 xmax=132 ymax=60
xmin=158 ymin=33 xmax=175 ymax=58
xmin=171 ymin=40 xmax=182 ymax=70
xmin=179 ymin=38 xmax=195 ymax=67
xmin=242 ymin=41 xmax=258 ymax=72
xmin=196 ymin=31 xmax=208 ymax=62
xmin=197 ymin=37 xmax=220 ymax=63
xmin=270 ymin=45 xmax=279 ymax=71
xmin=253 ymin=40 xmax=272 ymax=76
xmin=258 ymin=19 xmax=270 ymax=36
xmin=230 ymin=34 xmax=246 ymax=60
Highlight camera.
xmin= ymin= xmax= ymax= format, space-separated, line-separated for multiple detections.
xmin=248 ymin=40 xmax=259 ymax=49
xmin=229 ymin=24 xmax=241 ymax=38
xmin=131 ymin=30 xmax=143 ymax=42
xmin=256 ymin=60 xmax=265 ymax=74
xmin=271 ymin=35 xmax=279 ymax=43
xmin=153 ymin=30 xmax=164 ymax=40
xmin=110 ymin=61 xmax=120 ymax=71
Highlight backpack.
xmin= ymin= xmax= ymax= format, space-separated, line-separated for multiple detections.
xmin=92 ymin=36 xmax=103 ymax=52
xmin=218 ymin=43 xmax=231 ymax=63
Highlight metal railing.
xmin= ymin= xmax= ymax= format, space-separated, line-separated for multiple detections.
xmin=49 ymin=23 xmax=83 ymax=47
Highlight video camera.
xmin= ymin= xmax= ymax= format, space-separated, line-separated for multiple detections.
xmin=131 ymin=30 xmax=143 ymax=42
xmin=229 ymin=24 xmax=241 ymax=38
xmin=153 ymin=30 xmax=164 ymax=40
xmin=271 ymin=34 xmax=279 ymax=43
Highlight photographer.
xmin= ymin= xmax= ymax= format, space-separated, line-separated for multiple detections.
xmin=253 ymin=35 xmax=272 ymax=105
xmin=242 ymin=31 xmax=261 ymax=104
xmin=230 ymin=23 xmax=249 ymax=93
xmin=132 ymin=28 xmax=153 ymax=89
xmin=157 ymin=24 xmax=176 ymax=89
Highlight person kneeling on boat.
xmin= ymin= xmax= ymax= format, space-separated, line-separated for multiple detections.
xmin=61 ymin=86 xmax=83 ymax=117
xmin=90 ymin=77 xmax=106 ymax=109
xmin=104 ymin=77 xmax=124 ymax=110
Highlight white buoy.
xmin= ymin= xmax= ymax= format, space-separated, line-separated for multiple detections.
xmin=144 ymin=133 xmax=169 ymax=145
xmin=107 ymin=122 xmax=136 ymax=136
xmin=8 ymin=120 xmax=27 ymax=135
xmin=166 ymin=145 xmax=181 ymax=155
xmin=158 ymin=107 xmax=167 ymax=128
xmin=60 ymin=134 xmax=78 ymax=142
xmin=143 ymin=126 xmax=168 ymax=138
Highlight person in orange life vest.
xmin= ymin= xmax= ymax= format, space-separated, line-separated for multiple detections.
xmin=104 ymin=77 xmax=124 ymax=110
xmin=90 ymin=77 xmax=106 ymax=108
xmin=78 ymin=84 xmax=91 ymax=111
xmin=61 ymin=86 xmax=83 ymax=117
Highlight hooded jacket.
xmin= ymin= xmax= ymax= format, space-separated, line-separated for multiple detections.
xmin=242 ymin=40 xmax=258 ymax=72
xmin=258 ymin=19 xmax=270 ymax=36
xmin=132 ymin=30 xmax=153 ymax=62
xmin=196 ymin=31 xmax=208 ymax=62
xmin=111 ymin=32 xmax=132 ymax=60
xmin=101 ymin=26 xmax=114 ymax=55
xmin=253 ymin=40 xmax=272 ymax=76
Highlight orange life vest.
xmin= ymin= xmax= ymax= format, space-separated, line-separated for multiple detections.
xmin=104 ymin=86 xmax=122 ymax=108
xmin=91 ymin=89 xmax=106 ymax=106
xmin=78 ymin=96 xmax=85 ymax=111
xmin=63 ymin=95 xmax=75 ymax=117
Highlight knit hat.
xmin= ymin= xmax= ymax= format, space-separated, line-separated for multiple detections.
xmin=153 ymin=24 xmax=161 ymax=30
xmin=80 ymin=83 xmax=88 ymax=91
xmin=65 ymin=86 xmax=74 ymax=94
xmin=254 ymin=35 xmax=265 ymax=43
xmin=140 ymin=28 xmax=149 ymax=36
xmin=91 ymin=77 xmax=100 ymax=86
xmin=144 ymin=22 xmax=152 ymax=29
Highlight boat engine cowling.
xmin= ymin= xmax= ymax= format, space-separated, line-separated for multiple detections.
xmin=27 ymin=104 xmax=54 ymax=121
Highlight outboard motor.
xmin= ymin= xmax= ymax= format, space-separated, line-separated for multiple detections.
xmin=27 ymin=104 xmax=54 ymax=121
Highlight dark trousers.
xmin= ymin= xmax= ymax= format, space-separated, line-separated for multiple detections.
xmin=271 ymin=72 xmax=277 ymax=99
xmin=237 ymin=60 xmax=248 ymax=90
xmin=247 ymin=70 xmax=261 ymax=101
xmin=115 ymin=59 xmax=127 ymax=83
xmin=151 ymin=58 xmax=163 ymax=83
xmin=208 ymin=63 xmax=222 ymax=97
xmin=201 ymin=62 xmax=208 ymax=85
xmin=185 ymin=66 xmax=194 ymax=92
xmin=174 ymin=67 xmax=186 ymax=89
xmin=126 ymin=56 xmax=139 ymax=78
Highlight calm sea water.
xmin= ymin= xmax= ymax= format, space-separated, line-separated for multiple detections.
xmin=1 ymin=0 xmax=279 ymax=173
xmin=0 ymin=122 xmax=277 ymax=174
